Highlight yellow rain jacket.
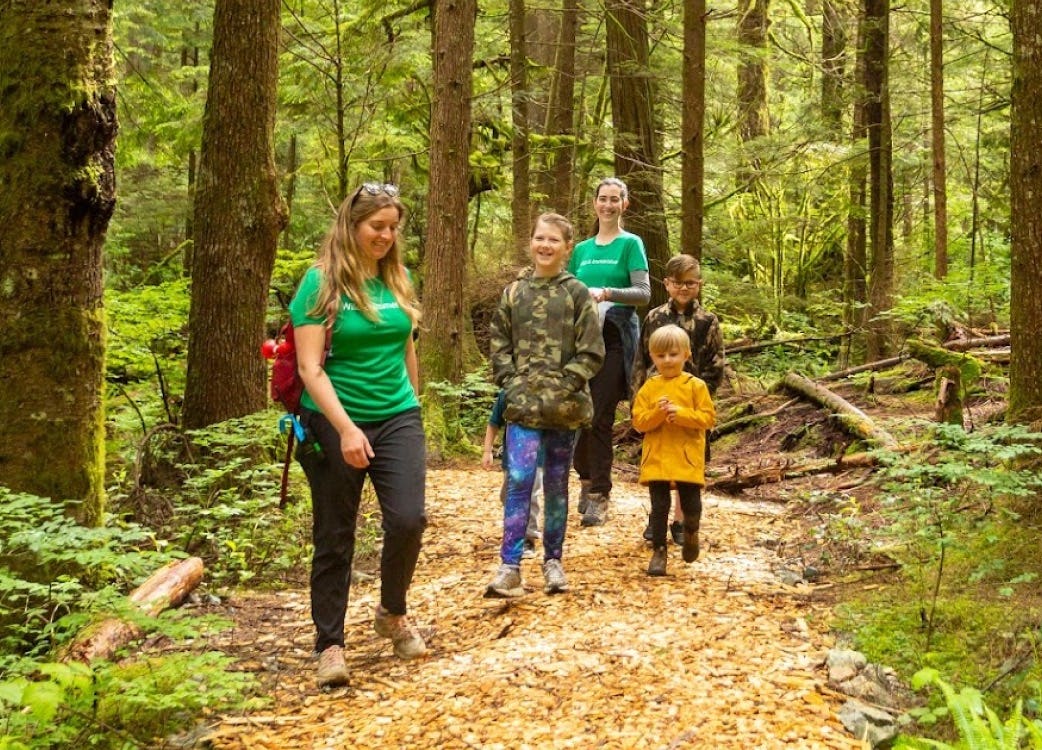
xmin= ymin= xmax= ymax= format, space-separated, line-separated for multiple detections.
xmin=631 ymin=372 xmax=716 ymax=485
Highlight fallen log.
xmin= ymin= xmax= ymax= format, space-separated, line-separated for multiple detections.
xmin=725 ymin=330 xmax=850 ymax=356
xmin=780 ymin=371 xmax=899 ymax=448
xmin=941 ymin=334 xmax=1010 ymax=352
xmin=61 ymin=556 xmax=204 ymax=664
xmin=906 ymin=338 xmax=983 ymax=389
xmin=707 ymin=451 xmax=879 ymax=494
xmin=712 ymin=398 xmax=800 ymax=439
xmin=819 ymin=356 xmax=906 ymax=382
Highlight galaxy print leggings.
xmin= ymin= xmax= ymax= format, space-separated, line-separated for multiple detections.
xmin=500 ymin=423 xmax=578 ymax=566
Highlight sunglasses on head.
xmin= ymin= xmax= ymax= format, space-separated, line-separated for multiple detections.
xmin=359 ymin=182 xmax=399 ymax=197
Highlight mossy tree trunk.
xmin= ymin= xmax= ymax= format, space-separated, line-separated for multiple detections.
xmin=681 ymin=0 xmax=706 ymax=262
xmin=422 ymin=0 xmax=475 ymax=389
xmin=0 ymin=1 xmax=116 ymax=524
xmin=605 ymin=0 xmax=670 ymax=305
xmin=1010 ymin=0 xmax=1042 ymax=427
xmin=182 ymin=0 xmax=286 ymax=429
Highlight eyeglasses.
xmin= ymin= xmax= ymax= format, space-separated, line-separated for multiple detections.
xmin=359 ymin=182 xmax=399 ymax=197
xmin=666 ymin=279 xmax=701 ymax=289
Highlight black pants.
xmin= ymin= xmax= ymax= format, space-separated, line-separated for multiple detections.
xmin=297 ymin=406 xmax=427 ymax=653
xmin=648 ymin=481 xmax=701 ymax=548
xmin=573 ymin=323 xmax=628 ymax=496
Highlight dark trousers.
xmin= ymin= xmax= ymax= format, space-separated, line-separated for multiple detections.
xmin=573 ymin=324 xmax=627 ymax=496
xmin=297 ymin=406 xmax=427 ymax=653
xmin=648 ymin=481 xmax=701 ymax=548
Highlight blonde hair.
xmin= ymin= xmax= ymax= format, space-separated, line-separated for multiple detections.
xmin=311 ymin=186 xmax=421 ymax=327
xmin=648 ymin=324 xmax=692 ymax=356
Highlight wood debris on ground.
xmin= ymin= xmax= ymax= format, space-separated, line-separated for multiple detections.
xmin=199 ymin=468 xmax=869 ymax=750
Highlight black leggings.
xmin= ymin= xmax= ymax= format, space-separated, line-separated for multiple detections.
xmin=573 ymin=322 xmax=628 ymax=496
xmin=297 ymin=406 xmax=427 ymax=653
xmin=648 ymin=481 xmax=701 ymax=548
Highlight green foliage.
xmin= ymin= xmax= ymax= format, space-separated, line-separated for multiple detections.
xmin=0 ymin=653 xmax=256 ymax=749
xmin=423 ymin=369 xmax=500 ymax=453
xmin=896 ymin=669 xmax=1042 ymax=749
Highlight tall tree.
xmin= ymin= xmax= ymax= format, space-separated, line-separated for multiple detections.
xmin=0 ymin=0 xmax=117 ymax=523
xmin=843 ymin=3 xmax=869 ymax=366
xmin=737 ymin=0 xmax=770 ymax=149
xmin=1009 ymin=0 xmax=1042 ymax=426
xmin=509 ymin=0 xmax=532 ymax=264
xmin=863 ymin=0 xmax=894 ymax=361
xmin=929 ymin=0 xmax=948 ymax=278
xmin=542 ymin=0 xmax=579 ymax=216
xmin=605 ymin=0 xmax=670 ymax=301
xmin=681 ymin=0 xmax=707 ymax=261
xmin=422 ymin=0 xmax=476 ymax=384
xmin=821 ymin=0 xmax=847 ymax=133
xmin=182 ymin=0 xmax=286 ymax=428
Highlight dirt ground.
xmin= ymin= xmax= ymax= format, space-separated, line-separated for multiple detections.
xmin=188 ymin=446 xmax=872 ymax=749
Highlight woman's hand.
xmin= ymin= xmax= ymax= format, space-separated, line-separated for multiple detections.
xmin=339 ymin=423 xmax=375 ymax=468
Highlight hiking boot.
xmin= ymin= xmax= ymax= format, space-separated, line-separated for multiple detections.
xmin=670 ymin=521 xmax=685 ymax=546
xmin=542 ymin=558 xmax=569 ymax=594
xmin=647 ymin=546 xmax=668 ymax=576
xmin=522 ymin=538 xmax=537 ymax=559
xmin=316 ymin=645 xmax=349 ymax=687
xmin=682 ymin=523 xmax=700 ymax=563
xmin=577 ymin=480 xmax=592 ymax=514
xmin=484 ymin=564 xmax=524 ymax=598
xmin=580 ymin=493 xmax=608 ymax=527
xmin=374 ymin=606 xmax=427 ymax=659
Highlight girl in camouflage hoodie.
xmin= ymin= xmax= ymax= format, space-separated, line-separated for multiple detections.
xmin=485 ymin=213 xmax=605 ymax=597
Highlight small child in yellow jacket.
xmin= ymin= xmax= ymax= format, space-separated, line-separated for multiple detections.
xmin=631 ymin=325 xmax=716 ymax=576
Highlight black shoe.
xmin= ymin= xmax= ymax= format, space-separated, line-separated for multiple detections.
xmin=643 ymin=520 xmax=653 ymax=543
xmin=670 ymin=521 xmax=685 ymax=546
xmin=647 ymin=546 xmax=667 ymax=576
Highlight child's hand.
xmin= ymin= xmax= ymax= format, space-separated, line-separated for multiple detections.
xmin=481 ymin=450 xmax=494 ymax=470
xmin=658 ymin=397 xmax=678 ymax=422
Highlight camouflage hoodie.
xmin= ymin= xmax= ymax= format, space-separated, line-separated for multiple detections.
xmin=490 ymin=269 xmax=606 ymax=430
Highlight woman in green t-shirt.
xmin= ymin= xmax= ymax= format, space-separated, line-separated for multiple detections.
xmin=567 ymin=177 xmax=651 ymax=527
xmin=290 ymin=183 xmax=427 ymax=688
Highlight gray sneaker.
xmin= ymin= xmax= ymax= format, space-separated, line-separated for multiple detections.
xmin=580 ymin=493 xmax=608 ymax=527
xmin=542 ymin=558 xmax=569 ymax=594
xmin=484 ymin=564 xmax=524 ymax=598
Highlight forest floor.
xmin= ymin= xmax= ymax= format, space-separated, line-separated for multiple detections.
xmin=192 ymin=464 xmax=865 ymax=750
xmin=173 ymin=369 xmax=948 ymax=749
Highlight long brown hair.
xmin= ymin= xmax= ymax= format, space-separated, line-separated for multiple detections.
xmin=310 ymin=186 xmax=421 ymax=327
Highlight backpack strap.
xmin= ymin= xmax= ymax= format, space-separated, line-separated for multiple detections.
xmin=279 ymin=429 xmax=296 ymax=509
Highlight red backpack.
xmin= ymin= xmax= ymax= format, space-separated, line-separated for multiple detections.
xmin=263 ymin=321 xmax=331 ymax=507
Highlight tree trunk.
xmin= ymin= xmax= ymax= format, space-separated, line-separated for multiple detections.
xmin=510 ymin=0 xmax=532 ymax=264
xmin=681 ymin=0 xmax=707 ymax=262
xmin=863 ymin=0 xmax=894 ymax=361
xmin=929 ymin=0 xmax=948 ymax=279
xmin=422 ymin=0 xmax=476 ymax=385
xmin=0 ymin=0 xmax=117 ymax=524
xmin=842 ymin=3 xmax=869 ymax=368
xmin=605 ymin=0 xmax=671 ymax=303
xmin=182 ymin=0 xmax=286 ymax=429
xmin=1009 ymin=0 xmax=1042 ymax=426
xmin=821 ymin=0 xmax=847 ymax=133
xmin=737 ymin=0 xmax=770 ymax=148
xmin=544 ymin=0 xmax=579 ymax=216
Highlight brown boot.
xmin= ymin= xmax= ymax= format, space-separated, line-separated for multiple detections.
xmin=647 ymin=546 xmax=667 ymax=576
xmin=682 ymin=522 xmax=700 ymax=563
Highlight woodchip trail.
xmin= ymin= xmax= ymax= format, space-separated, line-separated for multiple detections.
xmin=201 ymin=467 xmax=867 ymax=750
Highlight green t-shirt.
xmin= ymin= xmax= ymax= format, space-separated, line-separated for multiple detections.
xmin=567 ymin=231 xmax=648 ymax=297
xmin=289 ymin=266 xmax=418 ymax=422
